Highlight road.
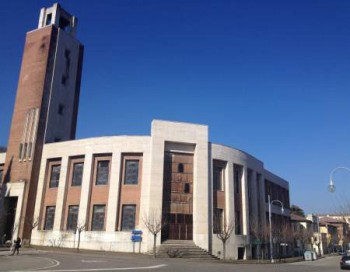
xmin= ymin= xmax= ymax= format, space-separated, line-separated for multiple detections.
xmin=0 ymin=248 xmax=342 ymax=272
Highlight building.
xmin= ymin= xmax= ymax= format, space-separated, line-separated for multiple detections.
xmin=0 ymin=4 xmax=290 ymax=260
xmin=319 ymin=215 xmax=350 ymax=253
xmin=0 ymin=3 xmax=83 ymax=242
xmin=290 ymin=214 xmax=323 ymax=256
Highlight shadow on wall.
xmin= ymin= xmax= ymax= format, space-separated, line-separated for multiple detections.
xmin=3 ymin=156 xmax=13 ymax=184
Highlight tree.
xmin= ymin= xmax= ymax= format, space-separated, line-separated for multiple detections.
xmin=290 ymin=205 xmax=305 ymax=217
xmin=214 ymin=210 xmax=234 ymax=261
xmin=142 ymin=210 xmax=167 ymax=258
xmin=250 ymin=217 xmax=270 ymax=261
xmin=293 ymin=225 xmax=313 ymax=253
xmin=25 ymin=216 xmax=39 ymax=246
xmin=76 ymin=223 xmax=86 ymax=252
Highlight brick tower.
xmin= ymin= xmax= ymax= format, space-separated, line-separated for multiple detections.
xmin=0 ymin=3 xmax=84 ymax=242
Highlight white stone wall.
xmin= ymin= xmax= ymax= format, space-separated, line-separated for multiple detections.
xmin=210 ymin=143 xmax=265 ymax=259
xmin=149 ymin=120 xmax=209 ymax=250
xmin=32 ymin=135 xmax=152 ymax=252
xmin=31 ymin=120 xmax=290 ymax=256
xmin=210 ymin=143 xmax=289 ymax=260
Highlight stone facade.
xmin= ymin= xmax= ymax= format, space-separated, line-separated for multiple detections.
xmin=7 ymin=119 xmax=289 ymax=260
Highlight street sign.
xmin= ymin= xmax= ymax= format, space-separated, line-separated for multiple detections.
xmin=132 ymin=230 xmax=143 ymax=235
xmin=131 ymin=235 xmax=142 ymax=242
xmin=253 ymin=239 xmax=261 ymax=245
xmin=131 ymin=230 xmax=142 ymax=253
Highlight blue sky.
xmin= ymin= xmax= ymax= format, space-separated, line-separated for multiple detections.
xmin=1 ymin=0 xmax=350 ymax=214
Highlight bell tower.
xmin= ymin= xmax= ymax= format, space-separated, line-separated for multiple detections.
xmin=0 ymin=3 xmax=84 ymax=242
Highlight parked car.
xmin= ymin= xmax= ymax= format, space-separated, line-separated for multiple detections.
xmin=339 ymin=250 xmax=348 ymax=256
xmin=340 ymin=255 xmax=350 ymax=269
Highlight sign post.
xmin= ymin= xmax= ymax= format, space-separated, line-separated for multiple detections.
xmin=131 ymin=230 xmax=142 ymax=253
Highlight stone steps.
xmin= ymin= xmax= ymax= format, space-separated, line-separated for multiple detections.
xmin=153 ymin=240 xmax=219 ymax=260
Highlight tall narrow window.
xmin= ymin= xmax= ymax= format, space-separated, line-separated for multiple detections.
xmin=23 ymin=143 xmax=27 ymax=159
xmin=91 ymin=205 xmax=105 ymax=231
xmin=20 ymin=108 xmax=39 ymax=161
xmin=27 ymin=142 xmax=32 ymax=160
xmin=72 ymin=162 xmax=83 ymax=186
xmin=44 ymin=206 xmax=55 ymax=230
xmin=234 ymin=165 xmax=241 ymax=194
xmin=49 ymin=165 xmax=61 ymax=188
xmin=58 ymin=104 xmax=64 ymax=115
xmin=213 ymin=208 xmax=224 ymax=234
xmin=46 ymin=13 xmax=52 ymax=25
xmin=124 ymin=160 xmax=139 ymax=185
xmin=19 ymin=144 xmax=23 ymax=160
xmin=67 ymin=205 xmax=79 ymax=231
xmin=121 ymin=205 xmax=136 ymax=231
xmin=235 ymin=211 xmax=242 ymax=235
xmin=213 ymin=166 xmax=224 ymax=191
xmin=0 ymin=169 xmax=3 ymax=183
xmin=96 ymin=160 xmax=109 ymax=185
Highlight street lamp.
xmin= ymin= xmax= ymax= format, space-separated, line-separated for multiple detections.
xmin=328 ymin=167 xmax=350 ymax=193
xmin=268 ymin=194 xmax=284 ymax=263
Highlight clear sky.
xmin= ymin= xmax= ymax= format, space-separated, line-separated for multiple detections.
xmin=1 ymin=0 xmax=350 ymax=214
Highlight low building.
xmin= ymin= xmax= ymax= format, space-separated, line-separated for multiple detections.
xmin=319 ymin=215 xmax=350 ymax=253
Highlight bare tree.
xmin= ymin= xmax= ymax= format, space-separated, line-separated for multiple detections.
xmin=250 ymin=217 xmax=270 ymax=261
xmin=214 ymin=210 xmax=234 ymax=261
xmin=293 ymin=225 xmax=313 ymax=253
xmin=142 ymin=210 xmax=167 ymax=258
xmin=76 ymin=223 xmax=86 ymax=252
xmin=25 ymin=216 xmax=39 ymax=246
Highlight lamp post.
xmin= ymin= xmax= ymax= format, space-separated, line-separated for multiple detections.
xmin=268 ymin=194 xmax=284 ymax=263
xmin=328 ymin=167 xmax=350 ymax=192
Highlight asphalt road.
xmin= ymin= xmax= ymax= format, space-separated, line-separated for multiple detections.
xmin=0 ymin=248 xmax=343 ymax=272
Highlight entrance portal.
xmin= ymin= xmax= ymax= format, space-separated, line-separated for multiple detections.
xmin=4 ymin=197 xmax=18 ymax=241
xmin=162 ymin=152 xmax=193 ymax=241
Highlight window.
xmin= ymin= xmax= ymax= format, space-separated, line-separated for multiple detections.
xmin=121 ymin=205 xmax=136 ymax=231
xmin=46 ymin=13 xmax=52 ymax=25
xmin=49 ymin=165 xmax=61 ymax=188
xmin=61 ymin=75 xmax=67 ymax=85
xmin=213 ymin=208 xmax=224 ymax=234
xmin=184 ymin=183 xmax=190 ymax=193
xmin=178 ymin=163 xmax=184 ymax=173
xmin=91 ymin=205 xmax=105 ymax=231
xmin=235 ymin=211 xmax=242 ymax=235
xmin=19 ymin=143 xmax=23 ymax=160
xmin=64 ymin=49 xmax=71 ymax=59
xmin=58 ymin=104 xmax=64 ymax=115
xmin=234 ymin=165 xmax=241 ymax=194
xmin=23 ymin=143 xmax=27 ymax=159
xmin=44 ymin=206 xmax=55 ymax=230
xmin=67 ymin=205 xmax=79 ymax=231
xmin=213 ymin=166 xmax=224 ymax=191
xmin=27 ymin=142 xmax=32 ymax=160
xmin=72 ymin=162 xmax=83 ymax=186
xmin=96 ymin=160 xmax=109 ymax=185
xmin=0 ymin=169 xmax=3 ymax=183
xmin=124 ymin=160 xmax=139 ymax=185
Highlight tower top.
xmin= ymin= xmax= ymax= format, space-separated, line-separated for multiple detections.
xmin=38 ymin=3 xmax=78 ymax=37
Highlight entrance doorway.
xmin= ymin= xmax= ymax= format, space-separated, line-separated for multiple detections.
xmin=4 ymin=197 xmax=18 ymax=241
xmin=162 ymin=152 xmax=193 ymax=241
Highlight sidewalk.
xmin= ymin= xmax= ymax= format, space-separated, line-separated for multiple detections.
xmin=0 ymin=247 xmax=41 ymax=256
